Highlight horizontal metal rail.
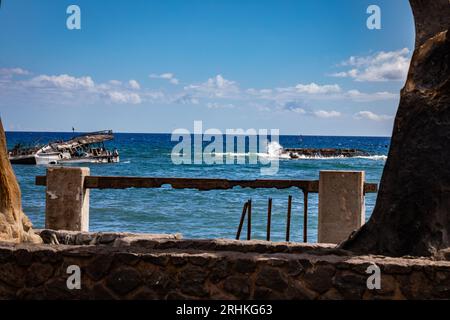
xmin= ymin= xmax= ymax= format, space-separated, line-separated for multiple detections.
xmin=35 ymin=175 xmax=378 ymax=193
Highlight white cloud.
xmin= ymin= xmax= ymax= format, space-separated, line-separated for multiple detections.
xmin=276 ymin=82 xmax=341 ymax=96
xmin=0 ymin=66 xmax=399 ymax=116
xmin=107 ymin=91 xmax=141 ymax=104
xmin=331 ymin=69 xmax=359 ymax=78
xmin=206 ymin=102 xmax=235 ymax=109
xmin=345 ymin=89 xmax=397 ymax=102
xmin=254 ymin=104 xmax=272 ymax=112
xmin=0 ymin=67 xmax=30 ymax=78
xmin=140 ymin=91 xmax=166 ymax=103
xmin=247 ymin=82 xmax=395 ymax=104
xmin=331 ymin=48 xmax=411 ymax=82
xmin=246 ymin=88 xmax=275 ymax=100
xmin=149 ymin=72 xmax=179 ymax=85
xmin=184 ymin=74 xmax=240 ymax=98
xmin=281 ymin=102 xmax=344 ymax=119
xmin=26 ymin=74 xmax=95 ymax=90
xmin=354 ymin=111 xmax=393 ymax=121
xmin=313 ymin=110 xmax=341 ymax=118
xmin=282 ymin=101 xmax=307 ymax=114
xmin=292 ymin=83 xmax=341 ymax=94
xmin=0 ymin=68 xmax=176 ymax=107
xmin=108 ymin=80 xmax=122 ymax=86
xmin=128 ymin=79 xmax=140 ymax=90
xmin=173 ymin=94 xmax=199 ymax=105
xmin=18 ymin=73 xmax=146 ymax=105
xmin=292 ymin=108 xmax=306 ymax=114
xmin=245 ymin=83 xmax=343 ymax=105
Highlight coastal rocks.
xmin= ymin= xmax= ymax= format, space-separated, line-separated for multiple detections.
xmin=341 ymin=0 xmax=450 ymax=257
xmin=282 ymin=148 xmax=369 ymax=159
xmin=0 ymin=119 xmax=41 ymax=244
xmin=35 ymin=229 xmax=182 ymax=246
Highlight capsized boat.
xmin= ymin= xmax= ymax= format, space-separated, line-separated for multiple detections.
xmin=7 ymin=143 xmax=44 ymax=164
xmin=9 ymin=130 xmax=119 ymax=165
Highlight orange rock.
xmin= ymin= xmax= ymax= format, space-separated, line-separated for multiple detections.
xmin=0 ymin=118 xmax=42 ymax=243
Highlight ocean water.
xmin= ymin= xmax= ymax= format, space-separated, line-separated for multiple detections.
xmin=5 ymin=132 xmax=389 ymax=243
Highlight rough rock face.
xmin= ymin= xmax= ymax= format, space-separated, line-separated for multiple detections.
xmin=341 ymin=0 xmax=450 ymax=257
xmin=0 ymin=119 xmax=41 ymax=243
xmin=1 ymin=237 xmax=450 ymax=300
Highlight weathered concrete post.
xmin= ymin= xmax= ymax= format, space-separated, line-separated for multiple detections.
xmin=46 ymin=167 xmax=90 ymax=232
xmin=318 ymin=171 xmax=365 ymax=244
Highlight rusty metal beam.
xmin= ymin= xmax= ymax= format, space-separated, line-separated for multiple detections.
xmin=303 ymin=190 xmax=308 ymax=243
xmin=267 ymin=198 xmax=272 ymax=241
xmin=286 ymin=195 xmax=292 ymax=242
xmin=36 ymin=175 xmax=378 ymax=193
xmin=236 ymin=201 xmax=248 ymax=240
xmin=247 ymin=199 xmax=252 ymax=241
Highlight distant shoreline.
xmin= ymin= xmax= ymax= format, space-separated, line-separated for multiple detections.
xmin=5 ymin=131 xmax=392 ymax=139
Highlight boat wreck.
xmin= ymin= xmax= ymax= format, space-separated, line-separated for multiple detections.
xmin=9 ymin=130 xmax=119 ymax=165
xmin=282 ymin=148 xmax=370 ymax=159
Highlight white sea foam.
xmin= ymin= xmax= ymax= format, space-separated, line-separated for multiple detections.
xmin=266 ymin=141 xmax=283 ymax=157
xmin=355 ymin=155 xmax=387 ymax=161
xmin=204 ymin=141 xmax=387 ymax=161
xmin=208 ymin=141 xmax=291 ymax=159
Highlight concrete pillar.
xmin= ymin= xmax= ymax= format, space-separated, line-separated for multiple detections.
xmin=45 ymin=167 xmax=90 ymax=232
xmin=318 ymin=171 xmax=365 ymax=244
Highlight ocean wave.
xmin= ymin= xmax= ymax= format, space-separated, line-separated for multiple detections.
xmin=173 ymin=141 xmax=387 ymax=161
xmin=355 ymin=155 xmax=387 ymax=161
xmin=286 ymin=155 xmax=387 ymax=161
xmin=202 ymin=153 xmax=387 ymax=161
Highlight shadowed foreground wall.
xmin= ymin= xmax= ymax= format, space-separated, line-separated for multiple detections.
xmin=1 ymin=233 xmax=449 ymax=300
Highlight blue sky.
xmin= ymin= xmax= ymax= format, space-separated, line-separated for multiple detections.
xmin=0 ymin=0 xmax=414 ymax=135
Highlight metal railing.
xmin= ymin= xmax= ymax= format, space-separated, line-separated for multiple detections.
xmin=36 ymin=175 xmax=378 ymax=242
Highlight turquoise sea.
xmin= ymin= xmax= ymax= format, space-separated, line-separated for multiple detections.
xmin=6 ymin=132 xmax=389 ymax=243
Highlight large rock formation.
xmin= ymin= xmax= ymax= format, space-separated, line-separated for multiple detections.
xmin=341 ymin=0 xmax=450 ymax=257
xmin=0 ymin=119 xmax=41 ymax=243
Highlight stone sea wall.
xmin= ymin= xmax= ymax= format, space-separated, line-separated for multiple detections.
xmin=0 ymin=231 xmax=449 ymax=300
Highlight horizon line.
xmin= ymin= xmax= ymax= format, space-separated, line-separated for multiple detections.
xmin=4 ymin=130 xmax=391 ymax=138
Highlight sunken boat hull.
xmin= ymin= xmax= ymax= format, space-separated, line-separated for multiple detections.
xmin=8 ymin=130 xmax=120 ymax=165
xmin=9 ymin=154 xmax=37 ymax=165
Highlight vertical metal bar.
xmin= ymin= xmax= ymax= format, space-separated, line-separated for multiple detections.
xmin=286 ymin=195 xmax=292 ymax=242
xmin=303 ymin=190 xmax=308 ymax=243
xmin=236 ymin=201 xmax=248 ymax=240
xmin=247 ymin=199 xmax=252 ymax=240
xmin=267 ymin=198 xmax=272 ymax=241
